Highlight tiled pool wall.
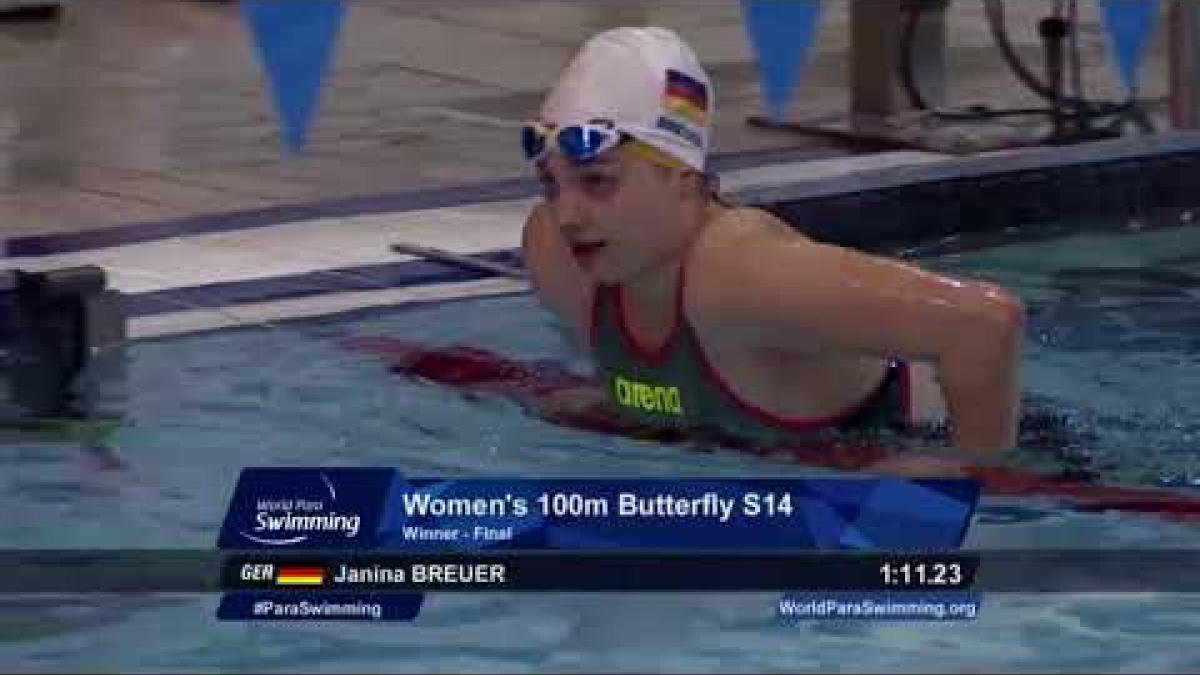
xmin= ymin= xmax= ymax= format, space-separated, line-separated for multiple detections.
xmin=747 ymin=131 xmax=1200 ymax=253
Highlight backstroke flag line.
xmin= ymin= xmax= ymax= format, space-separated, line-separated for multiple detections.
xmin=242 ymin=0 xmax=347 ymax=153
xmin=741 ymin=0 xmax=824 ymax=122
xmin=1099 ymin=0 xmax=1161 ymax=95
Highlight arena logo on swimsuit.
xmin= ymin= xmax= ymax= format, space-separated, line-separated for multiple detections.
xmin=613 ymin=375 xmax=684 ymax=416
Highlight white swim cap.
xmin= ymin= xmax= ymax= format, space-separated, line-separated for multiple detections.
xmin=538 ymin=27 xmax=714 ymax=171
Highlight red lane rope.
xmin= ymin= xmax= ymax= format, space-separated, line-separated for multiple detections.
xmin=343 ymin=337 xmax=1200 ymax=524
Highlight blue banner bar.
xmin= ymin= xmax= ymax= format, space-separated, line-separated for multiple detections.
xmin=379 ymin=478 xmax=978 ymax=552
xmin=217 ymin=591 xmax=423 ymax=622
xmin=219 ymin=470 xmax=979 ymax=552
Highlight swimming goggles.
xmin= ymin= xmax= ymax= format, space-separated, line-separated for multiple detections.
xmin=521 ymin=122 xmax=626 ymax=164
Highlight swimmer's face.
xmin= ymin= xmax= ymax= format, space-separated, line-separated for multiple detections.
xmin=537 ymin=145 xmax=692 ymax=283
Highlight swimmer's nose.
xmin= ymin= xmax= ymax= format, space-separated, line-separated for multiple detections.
xmin=552 ymin=187 xmax=590 ymax=236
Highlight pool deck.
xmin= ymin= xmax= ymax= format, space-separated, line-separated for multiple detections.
xmin=0 ymin=1 xmax=1176 ymax=234
xmin=4 ymin=150 xmax=952 ymax=338
xmin=0 ymin=0 xmax=1186 ymax=338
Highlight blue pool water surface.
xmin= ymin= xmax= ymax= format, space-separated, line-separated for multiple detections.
xmin=1 ymin=222 xmax=1199 ymax=672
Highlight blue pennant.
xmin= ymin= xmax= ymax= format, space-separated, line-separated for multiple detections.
xmin=740 ymin=0 xmax=824 ymax=122
xmin=242 ymin=0 xmax=347 ymax=153
xmin=1099 ymin=0 xmax=1160 ymax=94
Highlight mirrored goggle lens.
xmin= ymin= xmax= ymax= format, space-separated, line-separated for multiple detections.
xmin=556 ymin=126 xmax=620 ymax=161
xmin=521 ymin=124 xmax=621 ymax=163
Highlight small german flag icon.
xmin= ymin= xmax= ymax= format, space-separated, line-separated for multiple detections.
xmin=275 ymin=565 xmax=325 ymax=586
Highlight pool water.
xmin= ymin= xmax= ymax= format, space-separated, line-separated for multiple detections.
xmin=2 ymin=223 xmax=1200 ymax=673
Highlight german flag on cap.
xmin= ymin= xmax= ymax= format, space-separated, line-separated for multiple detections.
xmin=663 ymin=69 xmax=708 ymax=126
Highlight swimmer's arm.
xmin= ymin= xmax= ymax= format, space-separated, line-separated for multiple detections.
xmin=521 ymin=203 xmax=594 ymax=351
xmin=698 ymin=237 xmax=1025 ymax=455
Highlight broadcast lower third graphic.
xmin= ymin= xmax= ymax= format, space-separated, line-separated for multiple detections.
xmin=4 ymin=549 xmax=1200 ymax=594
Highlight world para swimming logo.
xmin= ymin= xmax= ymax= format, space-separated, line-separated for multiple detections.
xmin=238 ymin=472 xmax=362 ymax=546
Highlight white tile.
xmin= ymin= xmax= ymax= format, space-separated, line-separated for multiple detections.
xmin=6 ymin=152 xmax=953 ymax=309
xmin=128 ymin=278 xmax=528 ymax=339
xmin=721 ymin=152 xmax=949 ymax=191
xmin=4 ymin=199 xmax=535 ymax=292
xmin=126 ymin=307 xmax=249 ymax=340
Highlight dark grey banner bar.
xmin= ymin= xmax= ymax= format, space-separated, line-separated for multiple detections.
xmin=1 ymin=550 xmax=1199 ymax=593
xmin=223 ymin=553 xmax=978 ymax=592
xmin=973 ymin=550 xmax=1200 ymax=592
xmin=1 ymin=550 xmax=224 ymax=593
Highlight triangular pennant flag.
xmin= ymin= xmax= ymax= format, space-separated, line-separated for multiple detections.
xmin=741 ymin=0 xmax=823 ymax=121
xmin=1099 ymin=0 xmax=1160 ymax=94
xmin=242 ymin=0 xmax=347 ymax=153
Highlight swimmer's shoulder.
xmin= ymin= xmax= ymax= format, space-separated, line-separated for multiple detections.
xmin=694 ymin=205 xmax=808 ymax=249
xmin=688 ymin=205 xmax=813 ymax=275
xmin=684 ymin=206 xmax=817 ymax=328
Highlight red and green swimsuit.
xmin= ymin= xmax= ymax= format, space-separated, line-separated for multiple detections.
xmin=589 ymin=276 xmax=913 ymax=447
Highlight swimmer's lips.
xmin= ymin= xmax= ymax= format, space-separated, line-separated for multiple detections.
xmin=571 ymin=241 xmax=607 ymax=265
